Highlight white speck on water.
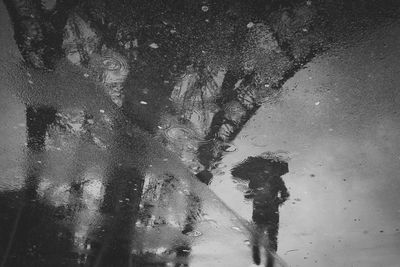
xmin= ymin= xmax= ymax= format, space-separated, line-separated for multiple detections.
xmin=140 ymin=101 xmax=148 ymax=105
xmin=84 ymin=73 xmax=89 ymax=78
xmin=99 ymin=109 xmax=105 ymax=113
xmin=247 ymin=22 xmax=255 ymax=28
xmin=205 ymin=19 xmax=210 ymax=23
xmin=185 ymin=230 xmax=202 ymax=237
xmin=315 ymin=101 xmax=320 ymax=106
xmin=149 ymin=43 xmax=159 ymax=49
xmin=224 ymin=144 xmax=237 ymax=152
xmin=132 ymin=39 xmax=138 ymax=48
xmin=170 ymin=29 xmax=177 ymax=34
xmin=163 ymin=158 xmax=168 ymax=162
xmin=329 ymin=128 xmax=334 ymax=132
xmin=157 ymin=126 xmax=163 ymax=129
xmin=28 ymin=80 xmax=34 ymax=84
xmin=201 ymin=5 xmax=209 ymax=12
xmin=231 ymin=226 xmax=242 ymax=232
xmin=124 ymin=42 xmax=131 ymax=50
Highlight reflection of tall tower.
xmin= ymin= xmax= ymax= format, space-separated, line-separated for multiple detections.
xmin=26 ymin=106 xmax=57 ymax=152
xmin=25 ymin=106 xmax=57 ymax=199
xmin=231 ymin=153 xmax=289 ymax=266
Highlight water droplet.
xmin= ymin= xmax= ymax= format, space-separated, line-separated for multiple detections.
xmin=247 ymin=22 xmax=254 ymax=28
xmin=224 ymin=144 xmax=237 ymax=152
xmin=231 ymin=226 xmax=242 ymax=232
xmin=149 ymin=43 xmax=159 ymax=49
xmin=102 ymin=53 xmax=128 ymax=72
xmin=185 ymin=230 xmax=202 ymax=237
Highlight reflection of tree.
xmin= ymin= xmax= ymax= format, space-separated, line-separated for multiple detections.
xmin=0 ymin=106 xmax=74 ymax=267
xmin=231 ymin=154 xmax=289 ymax=267
xmin=90 ymin=166 xmax=144 ymax=267
xmin=4 ymin=0 xmax=399 ymax=176
xmin=2 ymin=0 xmax=400 ymax=266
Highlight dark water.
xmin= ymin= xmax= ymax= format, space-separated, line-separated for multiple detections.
xmin=1 ymin=1 xmax=400 ymax=267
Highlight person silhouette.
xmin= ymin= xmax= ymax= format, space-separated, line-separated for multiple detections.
xmin=231 ymin=153 xmax=289 ymax=266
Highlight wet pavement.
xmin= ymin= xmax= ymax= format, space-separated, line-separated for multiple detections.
xmin=211 ymin=20 xmax=400 ymax=267
xmin=1 ymin=1 xmax=400 ymax=267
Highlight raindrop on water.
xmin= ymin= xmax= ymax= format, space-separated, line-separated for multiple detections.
xmin=223 ymin=144 xmax=237 ymax=152
xmin=185 ymin=230 xmax=202 ymax=237
xmin=201 ymin=6 xmax=209 ymax=12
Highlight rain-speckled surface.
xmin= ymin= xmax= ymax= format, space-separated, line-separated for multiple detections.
xmin=211 ymin=20 xmax=400 ymax=267
xmin=1 ymin=1 xmax=400 ymax=267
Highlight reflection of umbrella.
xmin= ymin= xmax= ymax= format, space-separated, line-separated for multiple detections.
xmin=231 ymin=152 xmax=289 ymax=179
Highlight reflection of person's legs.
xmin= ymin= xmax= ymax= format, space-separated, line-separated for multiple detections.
xmin=252 ymin=205 xmax=280 ymax=267
xmin=265 ymin=215 xmax=279 ymax=267
xmin=267 ymin=219 xmax=279 ymax=252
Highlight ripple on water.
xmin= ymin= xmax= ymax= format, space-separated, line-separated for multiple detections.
xmin=101 ymin=51 xmax=129 ymax=84
xmin=163 ymin=125 xmax=211 ymax=146
xmin=223 ymin=143 xmax=237 ymax=152
xmin=184 ymin=230 xmax=202 ymax=237
xmin=224 ymin=101 xmax=247 ymax=123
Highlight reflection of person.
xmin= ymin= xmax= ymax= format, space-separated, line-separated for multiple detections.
xmin=231 ymin=154 xmax=289 ymax=266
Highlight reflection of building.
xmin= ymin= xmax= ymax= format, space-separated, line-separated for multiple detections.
xmin=231 ymin=153 xmax=289 ymax=266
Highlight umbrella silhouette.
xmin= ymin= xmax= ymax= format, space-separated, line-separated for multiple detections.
xmin=231 ymin=152 xmax=289 ymax=181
